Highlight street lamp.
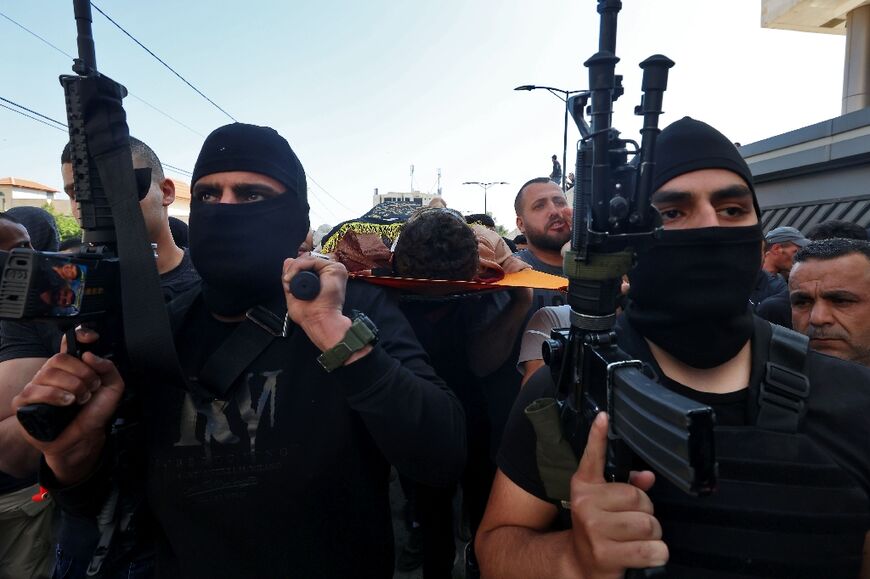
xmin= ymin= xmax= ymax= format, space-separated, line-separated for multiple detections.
xmin=462 ymin=181 xmax=508 ymax=215
xmin=514 ymin=85 xmax=588 ymax=191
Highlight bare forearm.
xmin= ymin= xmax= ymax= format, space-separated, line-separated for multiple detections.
xmin=0 ymin=417 xmax=40 ymax=477
xmin=477 ymin=526 xmax=580 ymax=579
xmin=0 ymin=356 xmax=52 ymax=476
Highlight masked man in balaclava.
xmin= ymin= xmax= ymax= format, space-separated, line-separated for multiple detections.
xmin=475 ymin=117 xmax=870 ymax=578
xmin=13 ymin=123 xmax=466 ymax=579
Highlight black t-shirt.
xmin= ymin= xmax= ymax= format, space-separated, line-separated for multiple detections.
xmin=498 ymin=315 xmax=870 ymax=576
xmin=49 ymin=280 xmax=466 ymax=579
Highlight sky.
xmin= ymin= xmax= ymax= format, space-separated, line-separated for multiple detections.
xmin=0 ymin=0 xmax=847 ymax=232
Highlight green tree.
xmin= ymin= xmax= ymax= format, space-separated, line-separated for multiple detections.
xmin=42 ymin=203 xmax=81 ymax=241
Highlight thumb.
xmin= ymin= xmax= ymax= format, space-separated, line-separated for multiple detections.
xmin=81 ymin=352 xmax=124 ymax=395
xmin=575 ymin=411 xmax=608 ymax=483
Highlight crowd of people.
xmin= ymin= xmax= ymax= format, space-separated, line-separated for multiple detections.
xmin=0 ymin=115 xmax=867 ymax=579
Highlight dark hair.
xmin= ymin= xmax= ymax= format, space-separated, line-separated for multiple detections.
xmin=465 ymin=213 xmax=495 ymax=228
xmin=61 ymin=136 xmax=165 ymax=183
xmin=393 ymin=209 xmax=479 ymax=281
xmin=794 ymin=238 xmax=870 ymax=265
xmin=514 ymin=177 xmax=554 ymax=215
xmin=513 ymin=234 xmax=527 ymax=245
xmin=806 ymin=220 xmax=869 ymax=241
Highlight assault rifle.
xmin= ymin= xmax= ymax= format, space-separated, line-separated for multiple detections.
xmin=527 ymin=0 xmax=717 ymax=525
xmin=1 ymin=1 xmax=181 ymax=442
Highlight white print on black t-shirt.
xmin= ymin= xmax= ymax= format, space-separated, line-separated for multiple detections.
xmin=174 ymin=369 xmax=282 ymax=461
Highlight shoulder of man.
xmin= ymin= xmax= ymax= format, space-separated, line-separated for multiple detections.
xmin=767 ymin=271 xmax=788 ymax=293
xmin=803 ymin=349 xmax=870 ymax=492
xmin=515 ymin=249 xmax=543 ymax=269
xmin=159 ymin=248 xmax=201 ymax=301
xmin=806 ymin=349 xmax=870 ymax=402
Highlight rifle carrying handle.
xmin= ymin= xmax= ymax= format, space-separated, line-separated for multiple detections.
xmin=16 ymin=327 xmax=94 ymax=442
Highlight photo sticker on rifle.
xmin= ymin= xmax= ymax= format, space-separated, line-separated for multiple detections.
xmin=37 ymin=258 xmax=88 ymax=316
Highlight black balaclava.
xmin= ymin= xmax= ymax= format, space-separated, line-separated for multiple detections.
xmin=189 ymin=123 xmax=309 ymax=316
xmin=6 ymin=206 xmax=60 ymax=252
xmin=625 ymin=117 xmax=763 ymax=369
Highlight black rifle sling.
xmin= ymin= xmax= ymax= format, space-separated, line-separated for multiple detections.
xmin=93 ymin=149 xmax=185 ymax=386
xmin=195 ymin=305 xmax=287 ymax=399
xmin=756 ymin=324 xmax=810 ymax=433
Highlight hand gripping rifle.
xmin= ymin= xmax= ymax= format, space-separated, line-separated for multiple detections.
xmin=525 ymin=1 xmax=717 ymax=574
xmin=1 ymin=0 xmax=181 ymax=442
xmin=0 ymin=2 xmax=185 ymax=573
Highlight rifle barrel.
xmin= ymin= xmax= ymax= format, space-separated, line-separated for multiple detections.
xmin=72 ymin=0 xmax=96 ymax=74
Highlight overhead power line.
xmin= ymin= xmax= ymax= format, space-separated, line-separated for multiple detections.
xmin=0 ymin=8 xmax=208 ymax=140
xmin=1 ymin=95 xmax=193 ymax=176
xmin=3 ymin=7 xmax=346 ymax=211
xmin=307 ymin=175 xmax=355 ymax=214
xmin=0 ymin=10 xmax=74 ymax=60
xmin=128 ymin=95 xmax=206 ymax=138
xmin=0 ymin=102 xmax=66 ymax=133
xmin=162 ymin=163 xmax=192 ymax=178
xmin=90 ymin=2 xmax=237 ymax=123
xmin=0 ymin=97 xmax=67 ymax=129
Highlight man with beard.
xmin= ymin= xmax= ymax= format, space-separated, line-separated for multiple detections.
xmin=12 ymin=123 xmax=466 ymax=579
xmin=513 ymin=177 xmax=572 ymax=278
xmin=790 ymin=238 xmax=870 ymax=367
xmin=475 ymin=117 xmax=870 ymax=578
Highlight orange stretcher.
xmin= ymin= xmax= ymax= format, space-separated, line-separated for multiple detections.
xmin=349 ymin=269 xmax=568 ymax=296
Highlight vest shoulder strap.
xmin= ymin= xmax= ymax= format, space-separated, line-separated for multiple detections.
xmin=756 ymin=324 xmax=810 ymax=433
xmin=196 ymin=304 xmax=287 ymax=399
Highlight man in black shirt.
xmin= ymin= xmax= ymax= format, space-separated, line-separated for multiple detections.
xmin=13 ymin=123 xmax=465 ymax=579
xmin=475 ymin=117 xmax=870 ymax=578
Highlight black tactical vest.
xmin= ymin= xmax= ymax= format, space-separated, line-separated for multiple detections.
xmin=539 ymin=321 xmax=870 ymax=578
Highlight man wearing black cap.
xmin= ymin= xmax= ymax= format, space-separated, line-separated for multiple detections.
xmin=13 ymin=123 xmax=466 ymax=579
xmin=762 ymin=226 xmax=809 ymax=281
xmin=475 ymin=117 xmax=870 ymax=578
